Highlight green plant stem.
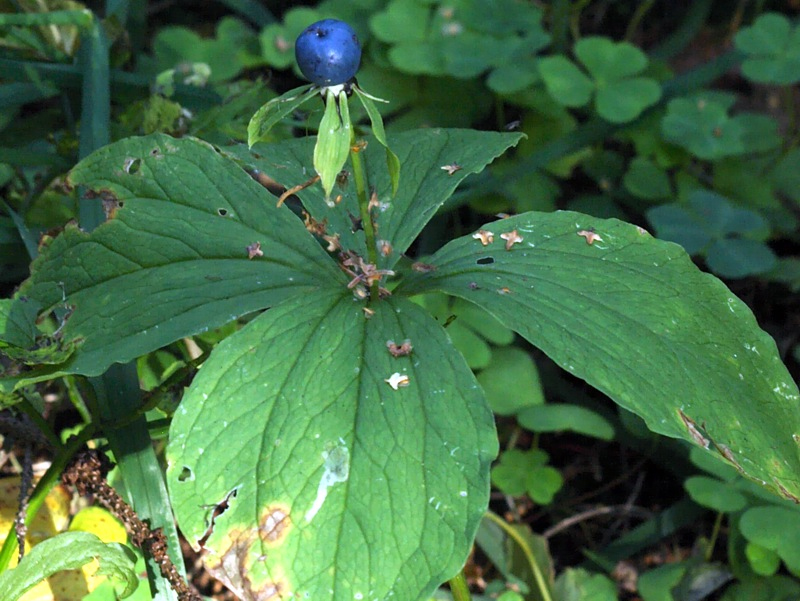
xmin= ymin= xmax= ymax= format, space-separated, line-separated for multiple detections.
xmin=484 ymin=511 xmax=553 ymax=601
xmin=448 ymin=570 xmax=472 ymax=601
xmin=783 ymin=85 xmax=797 ymax=147
xmin=706 ymin=511 xmax=724 ymax=562
xmin=625 ymin=0 xmax=656 ymax=42
xmin=349 ymin=131 xmax=380 ymax=300
xmin=0 ymin=423 xmax=97 ymax=571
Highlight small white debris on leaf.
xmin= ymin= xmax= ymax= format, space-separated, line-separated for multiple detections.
xmin=636 ymin=226 xmax=649 ymax=236
xmin=362 ymin=307 xmax=375 ymax=319
xmin=323 ymin=233 xmax=341 ymax=252
xmin=500 ymin=230 xmax=523 ymax=250
xmin=577 ymin=229 xmax=603 ymax=245
xmin=385 ymin=372 xmax=410 ymax=390
xmin=247 ymin=242 xmax=263 ymax=259
xmin=497 ymin=287 xmax=511 ymax=295
xmin=441 ymin=163 xmax=462 ymax=175
xmin=472 ymin=230 xmax=494 ymax=246
xmin=412 ymin=262 xmax=437 ymax=273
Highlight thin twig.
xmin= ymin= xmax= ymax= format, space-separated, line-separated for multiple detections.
xmin=542 ymin=504 xmax=653 ymax=539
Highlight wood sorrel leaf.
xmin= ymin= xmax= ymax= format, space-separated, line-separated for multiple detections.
xmin=166 ymin=290 xmax=497 ymax=601
xmin=399 ymin=210 xmax=800 ymax=502
xmin=17 ymin=134 xmax=343 ymax=378
xmin=314 ymin=88 xmax=352 ymax=203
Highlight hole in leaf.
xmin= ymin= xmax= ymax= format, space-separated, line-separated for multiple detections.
xmin=150 ymin=148 xmax=160 ymax=157
xmin=124 ymin=158 xmax=141 ymax=174
xmin=178 ymin=466 xmax=193 ymax=482
xmin=218 ymin=208 xmax=228 ymax=216
xmin=477 ymin=256 xmax=494 ymax=265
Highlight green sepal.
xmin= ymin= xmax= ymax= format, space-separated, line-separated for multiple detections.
xmin=247 ymin=84 xmax=316 ymax=147
xmin=353 ymin=86 xmax=401 ymax=196
xmin=314 ymin=89 xmax=352 ymax=204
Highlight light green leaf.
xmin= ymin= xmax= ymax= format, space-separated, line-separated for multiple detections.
xmin=315 ymin=89 xmax=353 ymax=202
xmin=575 ymin=37 xmax=648 ymax=81
xmin=17 ymin=134 xmax=342 ymax=379
xmin=740 ymin=506 xmax=800 ymax=575
xmin=353 ymin=86 xmax=400 ymax=196
xmin=0 ymin=531 xmax=137 ymax=600
xmin=247 ymin=84 xmax=316 ymax=147
xmin=594 ymin=77 xmax=661 ymax=123
xmin=225 ymin=129 xmax=522 ymax=269
xmin=399 ymin=210 xmax=800 ymax=502
xmin=166 ymin=291 xmax=497 ymax=601
xmin=684 ymin=476 xmax=748 ymax=513
xmin=477 ymin=347 xmax=544 ymax=415
xmin=517 ymin=404 xmax=615 ymax=441
xmin=538 ymin=56 xmax=594 ymax=108
xmin=745 ymin=542 xmax=781 ymax=576
xmin=554 ymin=568 xmax=617 ymax=601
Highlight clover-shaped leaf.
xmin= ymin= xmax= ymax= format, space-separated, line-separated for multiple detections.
xmin=140 ymin=17 xmax=256 ymax=83
xmin=661 ymin=92 xmax=780 ymax=160
xmin=371 ymin=0 xmax=549 ymax=81
xmin=491 ymin=448 xmax=563 ymax=504
xmin=539 ymin=36 xmax=661 ymax=123
xmin=735 ymin=12 xmax=800 ymax=85
xmin=646 ymin=190 xmax=777 ymax=278
xmin=259 ymin=7 xmax=321 ymax=69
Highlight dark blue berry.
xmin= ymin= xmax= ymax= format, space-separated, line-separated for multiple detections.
xmin=295 ymin=19 xmax=361 ymax=86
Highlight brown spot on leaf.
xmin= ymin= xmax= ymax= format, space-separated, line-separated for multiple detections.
xmin=102 ymin=196 xmax=124 ymax=219
xmin=715 ymin=443 xmax=744 ymax=473
xmin=378 ymin=240 xmax=392 ymax=257
xmin=678 ymin=409 xmax=709 ymax=449
xmin=258 ymin=505 xmax=291 ymax=546
xmin=412 ymin=262 xmax=436 ymax=273
xmin=208 ymin=529 xmax=290 ymax=601
xmin=774 ymin=479 xmax=800 ymax=504
xmin=497 ymin=287 xmax=511 ymax=295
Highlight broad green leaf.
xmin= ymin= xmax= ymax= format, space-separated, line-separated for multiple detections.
xmin=0 ymin=531 xmax=137 ymax=600
xmin=399 ymin=210 xmax=800 ymax=501
xmin=225 ymin=129 xmax=522 ymax=269
xmin=314 ymin=89 xmax=353 ymax=202
xmin=166 ymin=291 xmax=497 ymax=601
xmin=247 ymin=84 xmax=316 ymax=147
xmin=0 ymin=298 xmax=39 ymax=349
xmin=638 ymin=563 xmax=687 ymax=601
xmin=17 ymin=134 xmax=343 ymax=379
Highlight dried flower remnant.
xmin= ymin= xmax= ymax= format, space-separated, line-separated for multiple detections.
xmin=362 ymin=307 xmax=375 ymax=319
xmin=577 ymin=229 xmax=603 ymax=245
xmin=441 ymin=163 xmax=462 ymax=175
xmin=385 ymin=372 xmax=410 ymax=390
xmin=472 ymin=230 xmax=494 ymax=246
xmin=378 ymin=240 xmax=392 ymax=257
xmin=277 ymin=174 xmax=320 ymax=207
xmin=497 ymin=287 xmax=511 ymax=295
xmin=303 ymin=211 xmax=328 ymax=236
xmin=247 ymin=242 xmax=263 ymax=259
xmin=323 ymin=234 xmax=341 ymax=252
xmin=387 ymin=339 xmax=413 ymax=357
xmin=500 ymin=230 xmax=523 ymax=250
xmin=367 ymin=189 xmax=380 ymax=211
